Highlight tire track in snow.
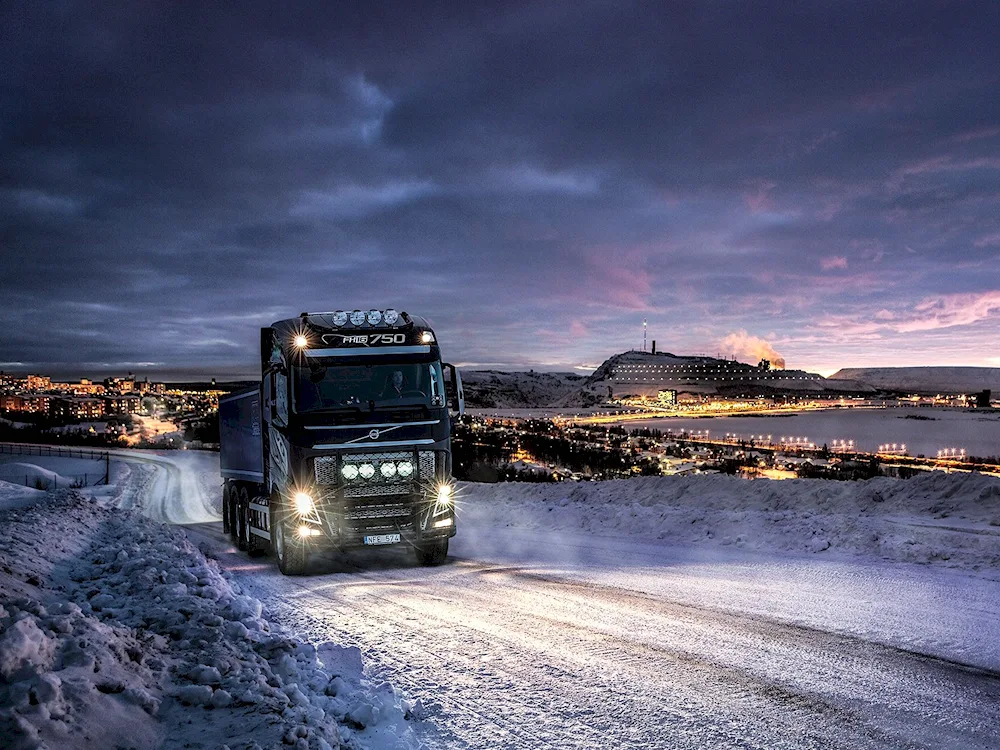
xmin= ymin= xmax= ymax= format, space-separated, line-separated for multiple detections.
xmin=200 ymin=548 xmax=1000 ymax=750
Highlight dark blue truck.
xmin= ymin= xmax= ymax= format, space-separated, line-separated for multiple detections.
xmin=219 ymin=310 xmax=464 ymax=575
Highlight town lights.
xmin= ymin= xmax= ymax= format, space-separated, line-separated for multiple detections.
xmin=293 ymin=492 xmax=315 ymax=516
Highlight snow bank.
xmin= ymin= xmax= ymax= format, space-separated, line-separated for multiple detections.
xmin=459 ymin=471 xmax=1000 ymax=570
xmin=0 ymin=491 xmax=422 ymax=749
xmin=0 ymin=463 xmax=79 ymax=492
xmin=0 ymin=480 xmax=45 ymax=511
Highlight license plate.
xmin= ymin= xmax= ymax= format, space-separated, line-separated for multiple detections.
xmin=363 ymin=533 xmax=401 ymax=546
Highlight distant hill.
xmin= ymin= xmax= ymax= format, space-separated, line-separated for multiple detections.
xmin=461 ymin=351 xmax=875 ymax=409
xmin=459 ymin=370 xmax=585 ymax=408
xmin=829 ymin=367 xmax=1000 ymax=394
xmin=552 ymin=351 xmax=873 ymax=407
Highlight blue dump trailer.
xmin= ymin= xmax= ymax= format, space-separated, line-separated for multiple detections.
xmin=218 ymin=309 xmax=464 ymax=575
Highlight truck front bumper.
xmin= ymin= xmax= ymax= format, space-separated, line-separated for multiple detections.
xmin=310 ymin=490 xmax=456 ymax=548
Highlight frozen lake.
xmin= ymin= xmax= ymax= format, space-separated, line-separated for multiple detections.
xmin=618 ymin=407 xmax=1000 ymax=459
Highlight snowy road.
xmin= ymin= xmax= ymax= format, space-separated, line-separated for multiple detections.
xmin=106 ymin=448 xmax=221 ymax=523
xmin=121 ymin=450 xmax=1000 ymax=749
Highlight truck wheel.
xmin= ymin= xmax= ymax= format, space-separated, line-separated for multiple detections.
xmin=235 ymin=486 xmax=249 ymax=552
xmin=415 ymin=538 xmax=448 ymax=566
xmin=222 ymin=483 xmax=231 ymax=535
xmin=271 ymin=503 xmax=308 ymax=575
xmin=246 ymin=495 xmax=268 ymax=558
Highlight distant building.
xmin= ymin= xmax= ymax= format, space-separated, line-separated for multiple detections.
xmin=26 ymin=374 xmax=51 ymax=391
xmin=1 ymin=394 xmax=51 ymax=413
xmin=135 ymin=378 xmax=165 ymax=395
xmin=51 ymin=379 xmax=106 ymax=396
xmin=50 ymin=396 xmax=106 ymax=420
xmin=104 ymin=394 xmax=142 ymax=414
xmin=104 ymin=376 xmax=136 ymax=393
xmin=657 ymin=389 xmax=678 ymax=405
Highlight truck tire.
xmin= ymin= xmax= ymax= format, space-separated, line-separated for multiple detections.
xmin=415 ymin=538 xmax=448 ymax=566
xmin=270 ymin=502 xmax=308 ymax=575
xmin=246 ymin=495 xmax=268 ymax=558
xmin=235 ymin=485 xmax=249 ymax=552
xmin=222 ymin=483 xmax=231 ymax=535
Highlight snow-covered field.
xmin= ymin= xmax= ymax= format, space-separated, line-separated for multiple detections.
xmin=3 ymin=449 xmax=1000 ymax=748
xmin=459 ymin=471 xmax=1000 ymax=571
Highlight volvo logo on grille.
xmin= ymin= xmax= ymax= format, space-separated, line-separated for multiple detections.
xmin=369 ymin=429 xmax=380 ymax=439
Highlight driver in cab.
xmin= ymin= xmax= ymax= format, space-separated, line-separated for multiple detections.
xmin=381 ymin=370 xmax=407 ymax=399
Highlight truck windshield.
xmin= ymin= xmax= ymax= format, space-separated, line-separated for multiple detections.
xmin=293 ymin=361 xmax=445 ymax=413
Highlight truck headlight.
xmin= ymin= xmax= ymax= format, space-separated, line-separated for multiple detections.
xmin=436 ymin=484 xmax=453 ymax=505
xmin=294 ymin=492 xmax=315 ymax=516
xmin=358 ymin=463 xmax=375 ymax=479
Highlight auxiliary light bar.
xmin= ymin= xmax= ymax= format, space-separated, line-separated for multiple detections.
xmin=300 ymin=308 xmax=405 ymax=328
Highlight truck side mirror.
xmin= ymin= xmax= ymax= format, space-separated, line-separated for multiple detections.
xmin=442 ymin=363 xmax=465 ymax=417
xmin=266 ymin=362 xmax=288 ymax=377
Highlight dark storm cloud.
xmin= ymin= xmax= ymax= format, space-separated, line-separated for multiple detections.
xmin=2 ymin=0 xmax=1000 ymax=377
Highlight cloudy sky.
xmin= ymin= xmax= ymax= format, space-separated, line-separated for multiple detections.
xmin=2 ymin=1 xmax=999 ymax=379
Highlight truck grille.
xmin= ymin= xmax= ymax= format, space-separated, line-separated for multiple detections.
xmin=346 ymin=501 xmax=410 ymax=520
xmin=345 ymin=498 xmax=413 ymax=533
xmin=314 ymin=451 xmax=436 ymax=495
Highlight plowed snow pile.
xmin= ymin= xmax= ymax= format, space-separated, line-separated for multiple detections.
xmin=461 ymin=471 xmax=1000 ymax=570
xmin=0 ymin=487 xmax=421 ymax=750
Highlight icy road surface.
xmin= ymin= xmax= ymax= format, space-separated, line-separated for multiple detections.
xmin=123 ymin=450 xmax=1000 ymax=749
xmin=107 ymin=448 xmax=222 ymax=524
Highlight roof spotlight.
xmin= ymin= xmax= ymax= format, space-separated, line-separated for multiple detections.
xmin=350 ymin=310 xmax=366 ymax=326
xmin=367 ymin=309 xmax=382 ymax=325
xmin=332 ymin=311 xmax=348 ymax=327
xmin=383 ymin=309 xmax=399 ymax=325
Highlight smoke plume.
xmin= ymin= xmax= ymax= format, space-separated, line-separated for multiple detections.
xmin=719 ymin=330 xmax=786 ymax=369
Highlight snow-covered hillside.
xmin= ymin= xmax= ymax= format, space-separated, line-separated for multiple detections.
xmin=830 ymin=366 xmax=1000 ymax=394
xmin=459 ymin=369 xmax=583 ymax=408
